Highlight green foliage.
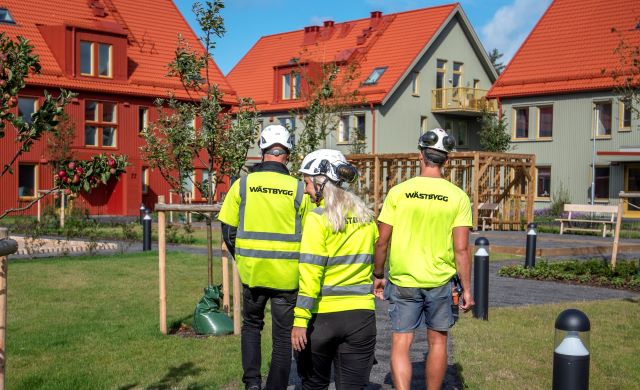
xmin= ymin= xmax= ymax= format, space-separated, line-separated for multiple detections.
xmin=478 ymin=108 xmax=511 ymax=152
xmin=550 ymin=181 xmax=571 ymax=216
xmin=606 ymin=26 xmax=640 ymax=119
xmin=142 ymin=0 xmax=258 ymax=202
xmin=488 ymin=48 xmax=505 ymax=75
xmin=291 ymin=60 xmax=364 ymax=173
xmin=0 ymin=33 xmax=76 ymax=173
xmin=498 ymin=259 xmax=640 ymax=290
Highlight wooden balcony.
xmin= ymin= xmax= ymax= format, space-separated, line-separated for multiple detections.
xmin=431 ymin=88 xmax=497 ymax=115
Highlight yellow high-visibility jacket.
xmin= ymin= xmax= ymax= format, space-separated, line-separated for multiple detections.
xmin=218 ymin=170 xmax=310 ymax=290
xmin=294 ymin=207 xmax=379 ymax=328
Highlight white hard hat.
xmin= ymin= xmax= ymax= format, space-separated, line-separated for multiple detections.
xmin=259 ymin=125 xmax=293 ymax=151
xmin=418 ymin=128 xmax=455 ymax=153
xmin=299 ymin=149 xmax=357 ymax=184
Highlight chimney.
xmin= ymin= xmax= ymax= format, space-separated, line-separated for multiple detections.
xmin=87 ymin=0 xmax=106 ymax=17
xmin=370 ymin=11 xmax=382 ymax=28
xmin=303 ymin=25 xmax=320 ymax=45
xmin=323 ymin=20 xmax=335 ymax=28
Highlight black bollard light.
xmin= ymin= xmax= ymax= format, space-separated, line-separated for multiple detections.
xmin=139 ymin=203 xmax=146 ymax=225
xmin=525 ymin=223 xmax=537 ymax=269
xmin=553 ymin=309 xmax=590 ymax=390
xmin=143 ymin=210 xmax=152 ymax=251
xmin=473 ymin=237 xmax=489 ymax=321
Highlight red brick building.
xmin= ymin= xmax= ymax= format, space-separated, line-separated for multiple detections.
xmin=0 ymin=0 xmax=236 ymax=216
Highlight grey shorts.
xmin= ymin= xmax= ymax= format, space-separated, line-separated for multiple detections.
xmin=385 ymin=280 xmax=454 ymax=333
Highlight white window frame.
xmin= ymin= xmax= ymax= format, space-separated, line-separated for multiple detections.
xmin=593 ymin=100 xmax=612 ymax=138
xmin=411 ymin=71 xmax=420 ymax=96
xmin=337 ymin=115 xmax=350 ymax=143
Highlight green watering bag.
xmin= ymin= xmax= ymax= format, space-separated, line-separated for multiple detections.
xmin=192 ymin=285 xmax=234 ymax=336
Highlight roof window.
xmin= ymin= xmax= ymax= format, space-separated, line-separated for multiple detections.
xmin=363 ymin=67 xmax=387 ymax=85
xmin=0 ymin=8 xmax=15 ymax=24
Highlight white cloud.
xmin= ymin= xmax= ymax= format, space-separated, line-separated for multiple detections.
xmin=481 ymin=0 xmax=552 ymax=64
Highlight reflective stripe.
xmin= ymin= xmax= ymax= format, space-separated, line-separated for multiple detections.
xmin=321 ymin=284 xmax=373 ymax=296
xmin=296 ymin=295 xmax=315 ymax=309
xmin=326 ymin=254 xmax=372 ymax=266
xmin=299 ymin=253 xmax=328 ymax=266
xmin=294 ymin=181 xmax=304 ymax=235
xmin=239 ymin=231 xmax=301 ymax=242
xmin=238 ymin=176 xmax=247 ymax=233
xmin=236 ymin=248 xmax=299 ymax=260
xmin=311 ymin=207 xmax=324 ymax=215
xmin=237 ymin=175 xmax=303 ymax=242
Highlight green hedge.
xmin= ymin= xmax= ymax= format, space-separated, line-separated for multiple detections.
xmin=499 ymin=259 xmax=640 ymax=291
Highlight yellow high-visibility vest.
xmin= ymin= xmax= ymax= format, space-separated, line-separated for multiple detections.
xmin=294 ymin=207 xmax=379 ymax=328
xmin=218 ymin=171 xmax=309 ymax=290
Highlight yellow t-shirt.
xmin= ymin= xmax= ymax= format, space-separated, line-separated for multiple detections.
xmin=377 ymin=176 xmax=472 ymax=288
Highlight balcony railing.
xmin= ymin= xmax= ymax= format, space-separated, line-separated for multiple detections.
xmin=431 ymin=88 xmax=497 ymax=114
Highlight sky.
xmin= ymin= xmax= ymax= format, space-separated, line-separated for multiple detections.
xmin=173 ymin=0 xmax=552 ymax=75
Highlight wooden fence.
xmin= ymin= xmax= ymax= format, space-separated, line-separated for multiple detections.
xmin=347 ymin=151 xmax=536 ymax=230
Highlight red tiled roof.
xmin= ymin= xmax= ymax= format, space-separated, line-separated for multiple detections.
xmin=227 ymin=4 xmax=458 ymax=112
xmin=1 ymin=0 xmax=236 ymax=103
xmin=488 ymin=0 xmax=640 ymax=98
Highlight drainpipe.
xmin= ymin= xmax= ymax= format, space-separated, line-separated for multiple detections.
xmin=369 ymin=102 xmax=376 ymax=153
xmin=497 ymin=96 xmax=502 ymax=117
xmin=71 ymin=26 xmax=76 ymax=77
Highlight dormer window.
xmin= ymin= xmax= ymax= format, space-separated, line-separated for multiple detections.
xmin=363 ymin=67 xmax=386 ymax=86
xmin=80 ymin=40 xmax=112 ymax=78
xmin=282 ymin=72 xmax=301 ymax=100
xmin=0 ymin=8 xmax=15 ymax=24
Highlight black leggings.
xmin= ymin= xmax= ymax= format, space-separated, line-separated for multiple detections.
xmin=297 ymin=310 xmax=376 ymax=390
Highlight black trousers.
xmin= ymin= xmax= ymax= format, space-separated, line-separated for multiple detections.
xmin=297 ymin=310 xmax=376 ymax=390
xmin=242 ymin=285 xmax=296 ymax=390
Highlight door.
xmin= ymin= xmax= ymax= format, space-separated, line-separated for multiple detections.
xmin=444 ymin=119 xmax=469 ymax=149
xmin=624 ymin=164 xmax=640 ymax=218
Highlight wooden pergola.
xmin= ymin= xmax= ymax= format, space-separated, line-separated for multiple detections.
xmin=347 ymin=151 xmax=536 ymax=230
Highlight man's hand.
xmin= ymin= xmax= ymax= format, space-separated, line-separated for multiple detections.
xmin=291 ymin=326 xmax=308 ymax=352
xmin=373 ymin=277 xmax=386 ymax=300
xmin=460 ymin=290 xmax=474 ymax=312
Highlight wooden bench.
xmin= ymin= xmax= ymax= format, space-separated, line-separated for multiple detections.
xmin=477 ymin=202 xmax=500 ymax=231
xmin=555 ymin=204 xmax=618 ymax=237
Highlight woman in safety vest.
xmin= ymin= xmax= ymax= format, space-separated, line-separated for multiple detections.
xmin=291 ymin=149 xmax=379 ymax=389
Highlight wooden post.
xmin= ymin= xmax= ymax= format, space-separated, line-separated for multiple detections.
xmin=472 ymin=152 xmax=480 ymax=230
xmin=611 ymin=192 xmax=625 ymax=271
xmin=60 ymin=191 xmax=65 ymax=228
xmin=158 ymin=195 xmax=167 ymax=335
xmin=221 ymin=239 xmax=230 ymax=314
xmin=232 ymin=259 xmax=241 ymax=335
xmin=0 ymin=227 xmax=8 ymax=390
xmin=526 ymin=156 xmax=536 ymax=227
xmin=168 ymin=191 xmax=174 ymax=223
xmin=373 ymin=155 xmax=380 ymax=215
xmin=37 ymin=196 xmax=41 ymax=223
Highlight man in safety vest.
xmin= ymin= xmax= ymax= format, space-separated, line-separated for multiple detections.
xmin=373 ymin=128 xmax=474 ymax=390
xmin=218 ymin=124 xmax=311 ymax=390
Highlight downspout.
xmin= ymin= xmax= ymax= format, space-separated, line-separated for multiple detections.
xmin=497 ymin=96 xmax=502 ymax=117
xmin=369 ymin=102 xmax=376 ymax=153
xmin=71 ymin=26 xmax=76 ymax=77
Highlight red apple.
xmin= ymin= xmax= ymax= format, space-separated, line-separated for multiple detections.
xmin=63 ymin=177 xmax=70 ymax=184
xmin=67 ymin=162 xmax=76 ymax=170
xmin=75 ymin=167 xmax=84 ymax=175
xmin=72 ymin=174 xmax=80 ymax=184
xmin=7 ymin=96 xmax=17 ymax=107
xmin=64 ymin=188 xmax=72 ymax=195
xmin=58 ymin=170 xmax=67 ymax=178
xmin=107 ymin=158 xmax=117 ymax=168
xmin=109 ymin=168 xmax=117 ymax=174
xmin=0 ymin=80 xmax=6 ymax=88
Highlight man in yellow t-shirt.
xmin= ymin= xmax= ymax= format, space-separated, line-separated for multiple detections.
xmin=373 ymin=128 xmax=474 ymax=390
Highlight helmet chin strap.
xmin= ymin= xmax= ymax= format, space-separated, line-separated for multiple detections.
xmin=313 ymin=177 xmax=329 ymax=206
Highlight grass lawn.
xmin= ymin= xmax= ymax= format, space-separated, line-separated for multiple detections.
xmin=7 ymin=251 xmax=264 ymax=389
xmin=453 ymin=299 xmax=640 ymax=389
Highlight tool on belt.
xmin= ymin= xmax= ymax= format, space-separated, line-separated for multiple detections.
xmin=451 ymin=274 xmax=463 ymax=322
